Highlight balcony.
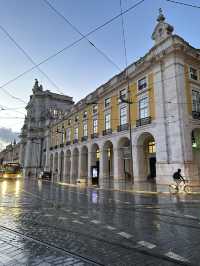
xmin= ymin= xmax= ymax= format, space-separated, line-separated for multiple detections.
xmin=91 ymin=133 xmax=99 ymax=139
xmin=66 ymin=141 xmax=71 ymax=146
xmin=192 ymin=111 xmax=200 ymax=120
xmin=136 ymin=116 xmax=151 ymax=127
xmin=60 ymin=143 xmax=64 ymax=148
xmin=73 ymin=139 xmax=78 ymax=144
xmin=81 ymin=136 xmax=88 ymax=142
xmin=102 ymin=129 xmax=112 ymax=136
xmin=117 ymin=123 xmax=129 ymax=132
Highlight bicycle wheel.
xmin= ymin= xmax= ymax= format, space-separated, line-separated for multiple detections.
xmin=169 ymin=184 xmax=178 ymax=194
xmin=184 ymin=185 xmax=191 ymax=194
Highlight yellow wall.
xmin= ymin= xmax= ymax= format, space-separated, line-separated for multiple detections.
xmin=98 ymin=100 xmax=104 ymax=133
xmin=111 ymin=95 xmax=118 ymax=131
xmin=148 ymin=73 xmax=155 ymax=120
xmin=129 ymin=81 xmax=137 ymax=125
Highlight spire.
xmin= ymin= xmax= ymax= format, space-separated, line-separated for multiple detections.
xmin=152 ymin=9 xmax=174 ymax=45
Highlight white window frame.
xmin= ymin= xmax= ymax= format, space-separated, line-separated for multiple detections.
xmin=93 ymin=104 xmax=98 ymax=114
xmin=137 ymin=76 xmax=147 ymax=92
xmin=104 ymin=97 xmax=111 ymax=108
xmin=192 ymin=89 xmax=200 ymax=112
xmin=189 ymin=66 xmax=198 ymax=81
xmin=74 ymin=127 xmax=78 ymax=140
xmin=93 ymin=118 xmax=98 ymax=133
xmin=139 ymin=97 xmax=149 ymax=119
xmin=83 ymin=123 xmax=88 ymax=137
xmin=105 ymin=113 xmax=111 ymax=130
xmin=120 ymin=105 xmax=127 ymax=125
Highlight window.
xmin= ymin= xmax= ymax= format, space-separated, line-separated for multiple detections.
xmin=119 ymin=89 xmax=126 ymax=102
xmin=105 ymin=98 xmax=111 ymax=108
xmin=83 ymin=111 xmax=87 ymax=119
xmin=138 ymin=77 xmax=147 ymax=91
xmin=83 ymin=123 xmax=88 ymax=137
xmin=105 ymin=113 xmax=111 ymax=130
xmin=68 ymin=119 xmax=71 ymax=126
xmin=139 ymin=97 xmax=148 ymax=119
xmin=66 ymin=128 xmax=71 ymax=142
xmin=74 ymin=127 xmax=78 ymax=140
xmin=192 ymin=90 xmax=200 ymax=112
xmin=75 ymin=115 xmax=79 ymax=122
xmin=148 ymin=141 xmax=156 ymax=153
xmin=120 ymin=106 xmax=127 ymax=125
xmin=190 ymin=67 xmax=198 ymax=81
xmin=93 ymin=118 xmax=98 ymax=133
xmin=93 ymin=104 xmax=98 ymax=114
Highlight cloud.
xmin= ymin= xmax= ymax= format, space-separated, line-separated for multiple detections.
xmin=0 ymin=127 xmax=19 ymax=151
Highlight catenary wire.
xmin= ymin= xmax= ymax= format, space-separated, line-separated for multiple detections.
xmin=166 ymin=0 xmax=200 ymax=9
xmin=0 ymin=0 xmax=145 ymax=98
xmin=0 ymin=24 xmax=64 ymax=95
xmin=43 ymin=0 xmax=121 ymax=72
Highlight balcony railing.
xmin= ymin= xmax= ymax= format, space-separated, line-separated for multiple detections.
xmin=60 ymin=143 xmax=64 ymax=148
xmin=117 ymin=123 xmax=129 ymax=132
xmin=91 ymin=133 xmax=99 ymax=139
xmin=136 ymin=116 xmax=151 ymax=127
xmin=81 ymin=136 xmax=88 ymax=142
xmin=102 ymin=128 xmax=112 ymax=136
xmin=192 ymin=111 xmax=200 ymax=120
xmin=73 ymin=139 xmax=78 ymax=144
xmin=66 ymin=141 xmax=71 ymax=146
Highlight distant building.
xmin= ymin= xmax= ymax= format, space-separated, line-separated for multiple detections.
xmin=0 ymin=141 xmax=20 ymax=164
xmin=19 ymin=10 xmax=200 ymax=187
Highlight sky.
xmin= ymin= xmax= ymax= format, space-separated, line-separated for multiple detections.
xmin=0 ymin=0 xmax=199 ymax=133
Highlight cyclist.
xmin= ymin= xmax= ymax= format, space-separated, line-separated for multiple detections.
xmin=173 ymin=169 xmax=185 ymax=191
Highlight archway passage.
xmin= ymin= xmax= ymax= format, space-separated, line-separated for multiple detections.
xmin=65 ymin=150 xmax=71 ymax=183
xmin=72 ymin=148 xmax=79 ymax=184
xmin=137 ymin=133 xmax=156 ymax=181
xmin=91 ymin=144 xmax=100 ymax=185
xmin=191 ymin=129 xmax=200 ymax=178
xmin=59 ymin=151 xmax=64 ymax=182
xmin=118 ymin=137 xmax=132 ymax=188
xmin=80 ymin=146 xmax=88 ymax=182
xmin=102 ymin=140 xmax=114 ymax=188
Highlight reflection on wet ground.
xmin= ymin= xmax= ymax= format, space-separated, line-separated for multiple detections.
xmin=0 ymin=178 xmax=200 ymax=265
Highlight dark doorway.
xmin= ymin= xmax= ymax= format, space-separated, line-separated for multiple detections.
xmin=91 ymin=161 xmax=99 ymax=185
xmin=149 ymin=157 xmax=156 ymax=178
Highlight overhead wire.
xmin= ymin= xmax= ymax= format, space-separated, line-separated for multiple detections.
xmin=43 ymin=0 xmax=121 ymax=72
xmin=166 ymin=0 xmax=200 ymax=9
xmin=0 ymin=0 xmax=145 ymax=99
xmin=0 ymin=24 xmax=64 ymax=95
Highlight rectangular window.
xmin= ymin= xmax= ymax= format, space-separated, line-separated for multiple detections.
xmin=83 ymin=111 xmax=87 ymax=119
xmin=138 ymin=77 xmax=147 ymax=91
xmin=105 ymin=97 xmax=111 ymax=108
xmin=119 ymin=89 xmax=126 ymax=101
xmin=120 ymin=106 xmax=127 ymax=125
xmin=93 ymin=104 xmax=98 ymax=114
xmin=75 ymin=115 xmax=79 ymax=122
xmin=74 ymin=127 xmax=78 ymax=140
xmin=66 ymin=128 xmax=71 ymax=142
xmin=68 ymin=119 xmax=71 ymax=125
xmin=93 ymin=118 xmax=98 ymax=133
xmin=105 ymin=113 xmax=111 ymax=130
xmin=192 ymin=90 xmax=200 ymax=112
xmin=190 ymin=67 xmax=198 ymax=81
xmin=83 ymin=123 xmax=88 ymax=137
xmin=139 ymin=97 xmax=148 ymax=119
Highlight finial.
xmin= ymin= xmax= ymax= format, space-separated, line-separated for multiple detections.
xmin=157 ymin=8 xmax=165 ymax=22
xmin=33 ymin=79 xmax=39 ymax=89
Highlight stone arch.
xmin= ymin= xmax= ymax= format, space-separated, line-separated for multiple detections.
xmin=59 ymin=150 xmax=64 ymax=182
xmin=136 ymin=132 xmax=156 ymax=181
xmin=102 ymin=140 xmax=114 ymax=188
xmin=80 ymin=146 xmax=88 ymax=182
xmin=65 ymin=150 xmax=71 ymax=183
xmin=72 ymin=147 xmax=79 ymax=184
xmin=91 ymin=143 xmax=100 ymax=185
xmin=117 ymin=137 xmax=132 ymax=188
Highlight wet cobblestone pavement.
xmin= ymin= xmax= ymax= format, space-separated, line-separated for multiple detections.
xmin=0 ymin=179 xmax=200 ymax=265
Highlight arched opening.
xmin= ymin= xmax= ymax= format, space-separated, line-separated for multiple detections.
xmin=54 ymin=152 xmax=58 ymax=181
xmin=102 ymin=140 xmax=114 ymax=188
xmin=137 ymin=132 xmax=156 ymax=181
xmin=91 ymin=144 xmax=100 ymax=185
xmin=118 ymin=137 xmax=132 ymax=188
xmin=72 ymin=148 xmax=79 ymax=184
xmin=65 ymin=150 xmax=71 ymax=183
xmin=59 ymin=151 xmax=64 ymax=182
xmin=191 ymin=129 xmax=200 ymax=178
xmin=80 ymin=146 xmax=88 ymax=182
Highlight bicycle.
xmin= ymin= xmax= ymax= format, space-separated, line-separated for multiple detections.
xmin=169 ymin=180 xmax=191 ymax=194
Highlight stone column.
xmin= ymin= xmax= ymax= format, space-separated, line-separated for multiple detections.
xmin=87 ymin=147 xmax=92 ymax=185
